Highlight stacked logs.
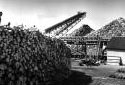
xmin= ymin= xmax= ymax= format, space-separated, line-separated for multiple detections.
xmin=0 ymin=26 xmax=71 ymax=85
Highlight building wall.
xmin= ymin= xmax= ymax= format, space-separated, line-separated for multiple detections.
xmin=107 ymin=50 xmax=125 ymax=65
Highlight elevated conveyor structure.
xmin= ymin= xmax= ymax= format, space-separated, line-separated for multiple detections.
xmin=59 ymin=36 xmax=110 ymax=45
xmin=44 ymin=12 xmax=109 ymax=58
xmin=60 ymin=36 xmax=110 ymax=57
xmin=44 ymin=12 xmax=86 ymax=37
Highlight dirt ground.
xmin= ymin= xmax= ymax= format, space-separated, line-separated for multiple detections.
xmin=71 ymin=60 xmax=125 ymax=85
xmin=53 ymin=59 xmax=125 ymax=85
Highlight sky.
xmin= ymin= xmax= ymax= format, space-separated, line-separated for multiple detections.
xmin=0 ymin=0 xmax=125 ymax=32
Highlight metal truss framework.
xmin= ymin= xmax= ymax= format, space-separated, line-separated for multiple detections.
xmin=44 ymin=12 xmax=86 ymax=36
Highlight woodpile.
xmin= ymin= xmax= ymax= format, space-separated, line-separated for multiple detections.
xmin=0 ymin=26 xmax=71 ymax=85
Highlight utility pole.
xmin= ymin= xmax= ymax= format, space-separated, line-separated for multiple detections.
xmin=0 ymin=12 xmax=3 ymax=25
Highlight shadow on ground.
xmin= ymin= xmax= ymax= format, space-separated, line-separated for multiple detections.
xmin=53 ymin=70 xmax=92 ymax=85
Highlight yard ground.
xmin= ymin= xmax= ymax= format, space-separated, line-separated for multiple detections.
xmin=71 ymin=59 xmax=125 ymax=85
xmin=53 ymin=59 xmax=125 ymax=85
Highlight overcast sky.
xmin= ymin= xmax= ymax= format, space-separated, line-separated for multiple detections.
xmin=0 ymin=0 xmax=125 ymax=32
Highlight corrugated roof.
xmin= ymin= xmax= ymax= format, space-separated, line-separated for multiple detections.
xmin=107 ymin=37 xmax=125 ymax=50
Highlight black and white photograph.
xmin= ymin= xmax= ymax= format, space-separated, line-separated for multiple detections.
xmin=0 ymin=0 xmax=125 ymax=85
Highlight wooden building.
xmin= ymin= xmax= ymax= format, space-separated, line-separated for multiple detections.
xmin=106 ymin=37 xmax=125 ymax=65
